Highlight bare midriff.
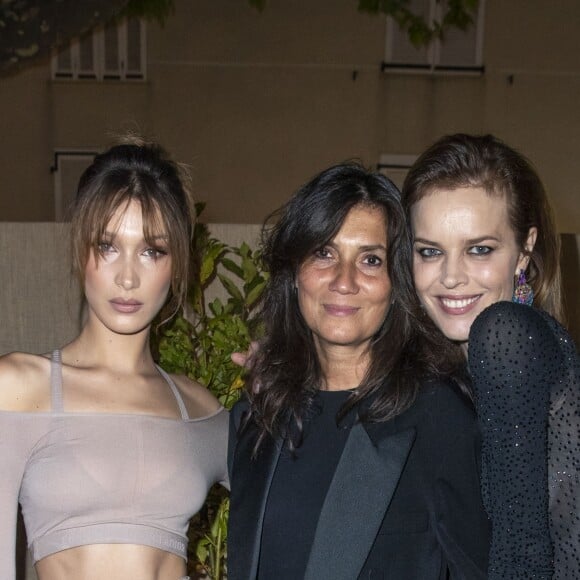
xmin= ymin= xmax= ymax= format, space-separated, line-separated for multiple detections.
xmin=35 ymin=544 xmax=186 ymax=580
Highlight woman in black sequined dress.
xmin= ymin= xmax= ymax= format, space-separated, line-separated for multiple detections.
xmin=402 ymin=133 xmax=580 ymax=580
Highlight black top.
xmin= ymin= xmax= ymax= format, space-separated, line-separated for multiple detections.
xmin=468 ymin=301 xmax=580 ymax=580
xmin=228 ymin=379 xmax=490 ymax=580
xmin=257 ymin=389 xmax=352 ymax=580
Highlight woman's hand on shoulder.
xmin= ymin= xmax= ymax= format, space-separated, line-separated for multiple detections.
xmin=0 ymin=352 xmax=51 ymax=412
xmin=231 ymin=340 xmax=259 ymax=369
xmin=170 ymin=374 xmax=222 ymax=419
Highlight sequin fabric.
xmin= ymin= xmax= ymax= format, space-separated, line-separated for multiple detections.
xmin=469 ymin=301 xmax=580 ymax=580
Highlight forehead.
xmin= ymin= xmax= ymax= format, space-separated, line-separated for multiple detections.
xmin=334 ymin=204 xmax=388 ymax=240
xmin=411 ymin=187 xmax=510 ymax=235
xmin=105 ymin=199 xmax=166 ymax=237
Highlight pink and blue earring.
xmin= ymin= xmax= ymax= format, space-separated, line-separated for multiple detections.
xmin=512 ymin=269 xmax=534 ymax=306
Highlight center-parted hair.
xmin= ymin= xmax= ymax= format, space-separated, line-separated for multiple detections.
xmin=246 ymin=162 xmax=465 ymax=449
xmin=70 ymin=141 xmax=194 ymax=321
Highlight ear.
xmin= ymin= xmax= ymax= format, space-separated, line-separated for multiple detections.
xmin=515 ymin=226 xmax=538 ymax=275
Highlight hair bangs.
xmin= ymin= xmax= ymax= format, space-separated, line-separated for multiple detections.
xmin=71 ymin=142 xmax=194 ymax=322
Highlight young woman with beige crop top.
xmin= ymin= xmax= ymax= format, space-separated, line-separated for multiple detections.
xmin=0 ymin=142 xmax=229 ymax=580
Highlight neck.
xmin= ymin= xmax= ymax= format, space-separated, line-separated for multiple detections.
xmin=64 ymin=319 xmax=155 ymax=373
xmin=316 ymin=343 xmax=370 ymax=391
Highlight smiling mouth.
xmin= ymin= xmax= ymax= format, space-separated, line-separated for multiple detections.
xmin=440 ymin=296 xmax=479 ymax=308
xmin=437 ymin=294 xmax=482 ymax=316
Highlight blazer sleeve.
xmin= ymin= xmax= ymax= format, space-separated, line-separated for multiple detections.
xmin=228 ymin=399 xmax=249 ymax=482
xmin=468 ymin=301 xmax=559 ymax=580
xmin=424 ymin=382 xmax=491 ymax=580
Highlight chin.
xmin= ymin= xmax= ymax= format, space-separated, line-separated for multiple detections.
xmin=449 ymin=332 xmax=470 ymax=344
xmin=433 ymin=317 xmax=471 ymax=343
xmin=426 ymin=308 xmax=476 ymax=344
xmin=439 ymin=326 xmax=470 ymax=343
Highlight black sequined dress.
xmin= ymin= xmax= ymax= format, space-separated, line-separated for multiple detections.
xmin=469 ymin=301 xmax=580 ymax=580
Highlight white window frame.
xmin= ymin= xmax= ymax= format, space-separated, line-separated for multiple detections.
xmin=51 ymin=17 xmax=146 ymax=81
xmin=383 ymin=0 xmax=485 ymax=75
xmin=51 ymin=150 xmax=97 ymax=221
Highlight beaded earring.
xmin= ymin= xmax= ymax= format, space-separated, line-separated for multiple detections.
xmin=512 ymin=269 xmax=534 ymax=306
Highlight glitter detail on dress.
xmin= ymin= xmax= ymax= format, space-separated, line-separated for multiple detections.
xmin=469 ymin=301 xmax=580 ymax=580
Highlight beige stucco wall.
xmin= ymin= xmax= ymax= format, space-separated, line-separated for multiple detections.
xmin=0 ymin=0 xmax=578 ymax=231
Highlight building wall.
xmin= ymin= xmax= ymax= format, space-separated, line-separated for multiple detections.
xmin=0 ymin=0 xmax=578 ymax=232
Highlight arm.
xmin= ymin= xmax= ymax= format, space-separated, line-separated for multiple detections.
xmin=213 ymin=407 xmax=231 ymax=491
xmin=0 ymin=412 xmax=38 ymax=580
xmin=0 ymin=353 xmax=49 ymax=580
xmin=468 ymin=302 xmax=558 ymax=580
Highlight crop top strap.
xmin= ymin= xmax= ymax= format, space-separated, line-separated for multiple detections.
xmin=50 ymin=350 xmax=64 ymax=413
xmin=155 ymin=365 xmax=189 ymax=421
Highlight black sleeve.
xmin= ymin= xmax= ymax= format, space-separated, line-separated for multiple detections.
xmin=468 ymin=301 xmax=560 ymax=580
xmin=228 ymin=399 xmax=249 ymax=481
xmin=424 ymin=382 xmax=491 ymax=580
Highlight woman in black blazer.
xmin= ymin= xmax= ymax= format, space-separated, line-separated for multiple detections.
xmin=227 ymin=163 xmax=490 ymax=579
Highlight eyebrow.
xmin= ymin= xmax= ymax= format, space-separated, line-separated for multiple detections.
xmin=359 ymin=244 xmax=387 ymax=252
xmin=326 ymin=241 xmax=387 ymax=252
xmin=413 ymin=235 xmax=501 ymax=246
xmin=103 ymin=231 xmax=169 ymax=241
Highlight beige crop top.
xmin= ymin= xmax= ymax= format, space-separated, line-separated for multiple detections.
xmin=0 ymin=351 xmax=228 ymax=580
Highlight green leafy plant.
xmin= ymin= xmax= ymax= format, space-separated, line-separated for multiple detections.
xmin=122 ymin=0 xmax=176 ymax=25
xmin=357 ymin=0 xmax=479 ymax=47
xmin=250 ymin=0 xmax=479 ymax=48
xmin=153 ymin=204 xmax=267 ymax=578
xmin=195 ymin=497 xmax=230 ymax=580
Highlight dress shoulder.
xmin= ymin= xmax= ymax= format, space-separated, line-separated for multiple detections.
xmin=469 ymin=302 xmax=564 ymax=393
xmin=169 ymin=372 xmax=222 ymax=420
xmin=470 ymin=301 xmax=558 ymax=350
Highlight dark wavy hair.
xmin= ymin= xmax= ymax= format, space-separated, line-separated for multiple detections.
xmin=402 ymin=133 xmax=563 ymax=321
xmin=246 ymin=162 xmax=467 ymax=449
xmin=70 ymin=140 xmax=194 ymax=323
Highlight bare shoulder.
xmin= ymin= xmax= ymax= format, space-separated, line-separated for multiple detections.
xmin=170 ymin=374 xmax=222 ymax=419
xmin=0 ymin=352 xmax=51 ymax=412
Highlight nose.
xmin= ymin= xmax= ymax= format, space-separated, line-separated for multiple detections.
xmin=114 ymin=257 xmax=140 ymax=290
xmin=441 ymin=255 xmax=467 ymax=289
xmin=329 ymin=261 xmax=359 ymax=294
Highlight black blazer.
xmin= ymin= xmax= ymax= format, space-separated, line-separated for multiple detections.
xmin=227 ymin=381 xmax=490 ymax=580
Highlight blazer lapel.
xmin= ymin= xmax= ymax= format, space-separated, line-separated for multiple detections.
xmin=304 ymin=422 xmax=416 ymax=580
xmin=227 ymin=424 xmax=282 ymax=580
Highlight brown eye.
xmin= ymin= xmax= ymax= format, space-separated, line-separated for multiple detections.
xmin=363 ymin=254 xmax=383 ymax=267
xmin=313 ymin=247 xmax=332 ymax=259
